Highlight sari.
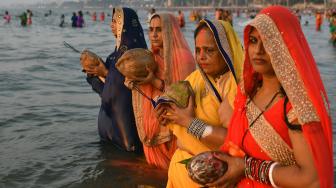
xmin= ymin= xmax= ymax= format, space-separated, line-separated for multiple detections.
xmin=166 ymin=20 xmax=244 ymax=188
xmin=86 ymin=7 xmax=147 ymax=152
xmin=222 ymin=6 xmax=333 ymax=188
xmin=131 ymin=13 xmax=195 ymax=169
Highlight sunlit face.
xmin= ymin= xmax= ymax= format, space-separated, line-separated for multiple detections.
xmin=195 ymin=27 xmax=228 ymax=78
xmin=110 ymin=13 xmax=117 ymax=37
xmin=149 ymin=16 xmax=163 ymax=49
xmin=248 ymin=28 xmax=274 ymax=76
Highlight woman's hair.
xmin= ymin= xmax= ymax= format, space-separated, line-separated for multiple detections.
xmin=194 ymin=22 xmax=209 ymax=38
xmin=150 ymin=14 xmax=160 ymax=22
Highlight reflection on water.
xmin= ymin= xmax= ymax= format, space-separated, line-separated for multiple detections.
xmin=0 ymin=8 xmax=335 ymax=188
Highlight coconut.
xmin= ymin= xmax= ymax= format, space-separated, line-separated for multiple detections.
xmin=116 ymin=48 xmax=156 ymax=81
xmin=80 ymin=49 xmax=104 ymax=72
xmin=183 ymin=151 xmax=228 ymax=185
xmin=156 ymin=81 xmax=194 ymax=108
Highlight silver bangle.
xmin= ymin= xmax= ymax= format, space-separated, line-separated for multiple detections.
xmin=187 ymin=118 xmax=207 ymax=139
xmin=269 ymin=162 xmax=279 ymax=187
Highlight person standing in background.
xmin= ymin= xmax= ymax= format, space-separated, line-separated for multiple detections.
xmin=177 ymin=10 xmax=185 ymax=28
xmin=59 ymin=14 xmax=65 ymax=27
xmin=77 ymin=11 xmax=84 ymax=28
xmin=27 ymin=9 xmax=33 ymax=25
xmin=92 ymin=12 xmax=97 ymax=22
xmin=3 ymin=11 xmax=11 ymax=23
xmin=100 ymin=12 xmax=105 ymax=22
xmin=71 ymin=12 xmax=77 ymax=27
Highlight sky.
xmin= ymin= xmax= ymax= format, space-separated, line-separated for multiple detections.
xmin=0 ymin=0 xmax=66 ymax=7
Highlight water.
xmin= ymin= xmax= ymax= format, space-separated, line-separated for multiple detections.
xmin=0 ymin=9 xmax=335 ymax=188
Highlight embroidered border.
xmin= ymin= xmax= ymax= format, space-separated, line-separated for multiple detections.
xmin=115 ymin=8 xmax=124 ymax=49
xmin=249 ymin=14 xmax=319 ymax=124
xmin=246 ymin=100 xmax=296 ymax=166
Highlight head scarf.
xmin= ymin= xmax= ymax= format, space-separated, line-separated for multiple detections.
xmin=194 ymin=19 xmax=244 ymax=106
xmin=243 ymin=6 xmax=333 ymax=187
xmin=132 ymin=13 xmax=195 ymax=169
xmin=105 ymin=8 xmax=147 ymax=65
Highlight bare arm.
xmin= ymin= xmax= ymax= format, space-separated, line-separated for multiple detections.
xmin=272 ymin=124 xmax=319 ymax=188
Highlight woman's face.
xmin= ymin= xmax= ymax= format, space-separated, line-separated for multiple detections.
xmin=110 ymin=13 xmax=117 ymax=37
xmin=195 ymin=27 xmax=228 ymax=78
xmin=248 ymin=28 xmax=274 ymax=76
xmin=149 ymin=17 xmax=163 ymax=49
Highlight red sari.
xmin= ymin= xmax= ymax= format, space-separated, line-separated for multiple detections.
xmin=222 ymin=6 xmax=333 ymax=188
xmin=132 ymin=13 xmax=195 ymax=169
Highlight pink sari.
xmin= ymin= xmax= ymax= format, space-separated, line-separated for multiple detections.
xmin=132 ymin=13 xmax=195 ymax=169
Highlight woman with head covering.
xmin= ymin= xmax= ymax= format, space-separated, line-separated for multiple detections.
xmin=129 ymin=13 xmax=195 ymax=169
xmin=157 ymin=19 xmax=244 ymax=187
xmin=206 ymin=6 xmax=333 ymax=188
xmin=82 ymin=7 xmax=146 ymax=152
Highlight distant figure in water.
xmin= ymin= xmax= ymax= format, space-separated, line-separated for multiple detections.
xmin=177 ymin=10 xmax=185 ymax=28
xmin=92 ymin=12 xmax=97 ymax=22
xmin=77 ymin=11 xmax=84 ymax=28
xmin=3 ymin=11 xmax=11 ymax=23
xmin=27 ymin=9 xmax=33 ymax=25
xmin=59 ymin=14 xmax=65 ymax=27
xmin=71 ymin=12 xmax=77 ymax=27
xmin=315 ymin=11 xmax=323 ymax=31
xmin=304 ymin=20 xmax=309 ymax=26
xmin=100 ymin=12 xmax=105 ymax=22
xmin=20 ymin=12 xmax=27 ymax=26
xmin=329 ymin=11 xmax=336 ymax=46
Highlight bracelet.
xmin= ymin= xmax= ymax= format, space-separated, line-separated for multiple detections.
xmin=244 ymin=156 xmax=276 ymax=185
xmin=201 ymin=125 xmax=213 ymax=138
xmin=187 ymin=118 xmax=207 ymax=139
xmin=269 ymin=162 xmax=279 ymax=188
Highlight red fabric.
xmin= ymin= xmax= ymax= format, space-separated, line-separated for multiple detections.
xmin=140 ymin=13 xmax=195 ymax=169
xmin=141 ymin=55 xmax=174 ymax=169
xmin=223 ymin=6 xmax=333 ymax=187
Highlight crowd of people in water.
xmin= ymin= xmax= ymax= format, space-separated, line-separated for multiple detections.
xmin=78 ymin=5 xmax=333 ymax=188
xmin=1 ymin=5 xmax=335 ymax=187
xmin=2 ymin=7 xmax=336 ymax=46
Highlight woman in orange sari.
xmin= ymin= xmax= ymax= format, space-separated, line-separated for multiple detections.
xmin=207 ymin=6 xmax=333 ymax=188
xmin=130 ymin=13 xmax=195 ymax=169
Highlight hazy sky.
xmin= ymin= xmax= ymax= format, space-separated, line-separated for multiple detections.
xmin=0 ymin=0 xmax=62 ymax=7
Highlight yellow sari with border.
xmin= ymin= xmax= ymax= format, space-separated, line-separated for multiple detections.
xmin=166 ymin=20 xmax=244 ymax=188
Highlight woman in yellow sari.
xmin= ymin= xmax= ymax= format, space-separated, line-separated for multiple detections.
xmin=158 ymin=19 xmax=244 ymax=187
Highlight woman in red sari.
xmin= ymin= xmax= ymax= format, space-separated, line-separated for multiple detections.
xmin=207 ymin=6 xmax=333 ymax=188
xmin=130 ymin=13 xmax=195 ymax=169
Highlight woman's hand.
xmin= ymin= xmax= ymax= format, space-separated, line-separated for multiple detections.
xmin=206 ymin=152 xmax=245 ymax=188
xmin=154 ymin=103 xmax=170 ymax=125
xmin=85 ymin=62 xmax=108 ymax=78
xmin=162 ymin=96 xmax=195 ymax=127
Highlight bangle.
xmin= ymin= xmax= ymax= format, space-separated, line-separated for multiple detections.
xmin=187 ymin=118 xmax=207 ymax=139
xmin=269 ymin=162 xmax=279 ymax=188
xmin=201 ymin=125 xmax=213 ymax=138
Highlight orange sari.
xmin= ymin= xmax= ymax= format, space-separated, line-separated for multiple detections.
xmin=222 ymin=6 xmax=333 ymax=188
xmin=132 ymin=13 xmax=195 ymax=169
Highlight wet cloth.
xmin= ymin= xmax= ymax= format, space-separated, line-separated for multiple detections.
xmin=86 ymin=7 xmax=147 ymax=152
xmin=131 ymin=13 xmax=195 ymax=169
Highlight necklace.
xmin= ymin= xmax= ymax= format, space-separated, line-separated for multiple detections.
xmin=241 ymin=89 xmax=283 ymax=150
